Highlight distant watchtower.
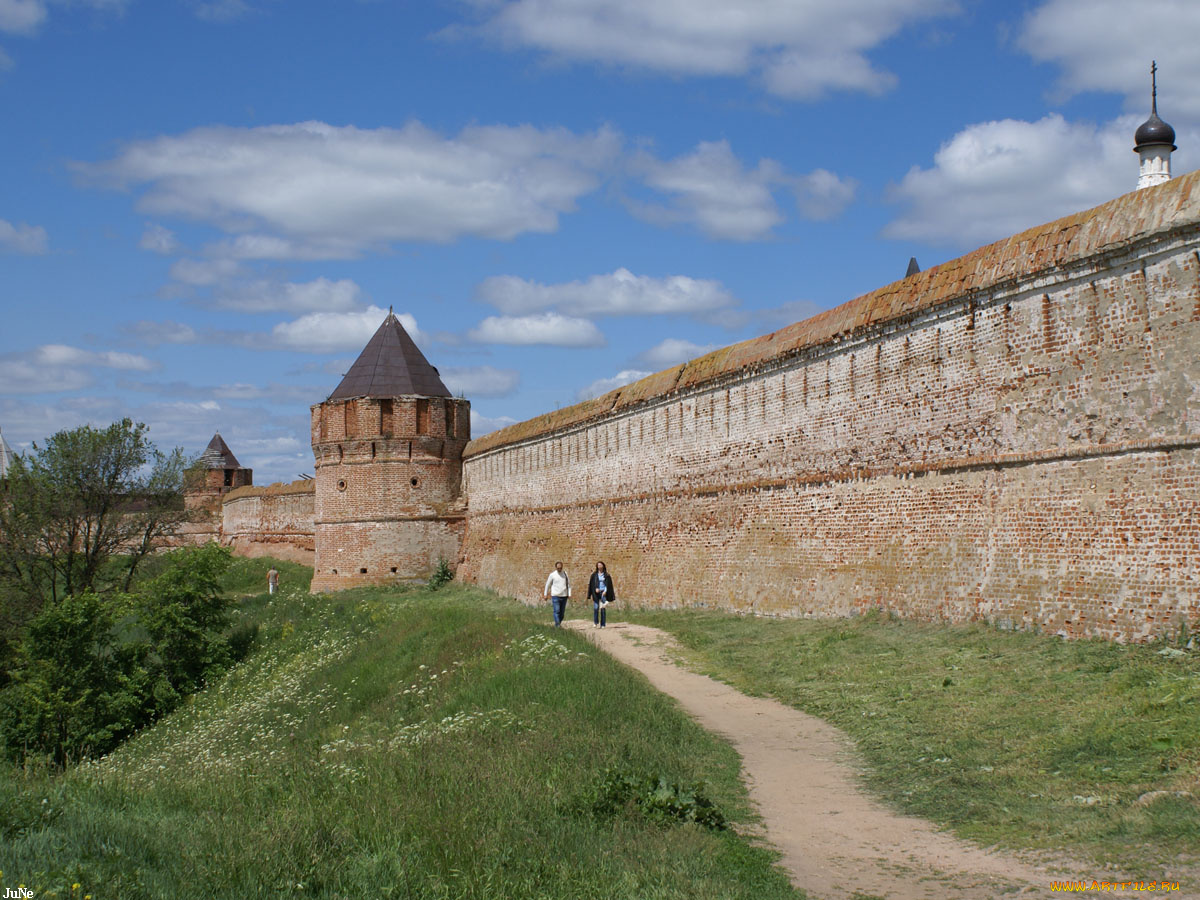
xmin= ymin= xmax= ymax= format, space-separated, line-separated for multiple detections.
xmin=180 ymin=432 xmax=253 ymax=543
xmin=310 ymin=311 xmax=470 ymax=592
xmin=186 ymin=431 xmax=252 ymax=512
xmin=195 ymin=432 xmax=253 ymax=494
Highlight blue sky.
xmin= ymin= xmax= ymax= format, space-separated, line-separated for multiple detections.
xmin=2 ymin=0 xmax=1198 ymax=484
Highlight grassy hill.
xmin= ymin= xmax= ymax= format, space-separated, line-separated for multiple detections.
xmin=6 ymin=555 xmax=1197 ymax=896
xmin=0 ymin=562 xmax=800 ymax=900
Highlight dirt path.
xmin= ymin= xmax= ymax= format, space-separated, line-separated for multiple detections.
xmin=566 ymin=620 xmax=1093 ymax=900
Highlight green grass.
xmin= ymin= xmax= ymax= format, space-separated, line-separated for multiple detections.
xmin=627 ymin=607 xmax=1200 ymax=875
xmin=0 ymin=567 xmax=800 ymax=900
xmin=210 ymin=552 xmax=315 ymax=598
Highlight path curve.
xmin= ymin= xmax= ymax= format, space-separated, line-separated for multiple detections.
xmin=567 ymin=620 xmax=1085 ymax=900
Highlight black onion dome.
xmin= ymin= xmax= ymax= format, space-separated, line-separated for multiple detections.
xmin=1135 ymin=112 xmax=1176 ymax=150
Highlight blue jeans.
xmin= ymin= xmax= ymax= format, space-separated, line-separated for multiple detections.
xmin=551 ymin=596 xmax=568 ymax=626
xmin=593 ymin=600 xmax=606 ymax=627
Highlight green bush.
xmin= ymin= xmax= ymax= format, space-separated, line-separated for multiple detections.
xmin=0 ymin=544 xmax=239 ymax=766
xmin=428 ymin=556 xmax=454 ymax=590
xmin=0 ymin=591 xmax=153 ymax=765
xmin=138 ymin=543 xmax=234 ymax=697
xmin=585 ymin=765 xmax=727 ymax=830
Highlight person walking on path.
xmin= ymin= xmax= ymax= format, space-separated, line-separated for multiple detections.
xmin=267 ymin=566 xmax=279 ymax=595
xmin=543 ymin=561 xmax=571 ymax=627
xmin=587 ymin=561 xmax=615 ymax=628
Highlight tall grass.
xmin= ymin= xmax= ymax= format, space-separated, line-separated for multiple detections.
xmin=632 ymin=607 xmax=1200 ymax=875
xmin=0 ymin=571 xmax=800 ymax=900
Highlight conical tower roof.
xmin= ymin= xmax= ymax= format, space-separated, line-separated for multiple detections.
xmin=199 ymin=432 xmax=242 ymax=469
xmin=329 ymin=311 xmax=450 ymax=400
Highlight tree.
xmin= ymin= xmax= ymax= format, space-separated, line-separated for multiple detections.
xmin=0 ymin=545 xmax=237 ymax=766
xmin=138 ymin=543 xmax=234 ymax=698
xmin=0 ymin=419 xmax=190 ymax=609
xmin=0 ymin=590 xmax=153 ymax=766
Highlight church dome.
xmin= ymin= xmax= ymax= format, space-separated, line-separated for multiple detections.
xmin=1135 ymin=111 xmax=1176 ymax=150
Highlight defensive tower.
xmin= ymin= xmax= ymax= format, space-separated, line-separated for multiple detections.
xmin=194 ymin=432 xmax=253 ymax=494
xmin=185 ymin=431 xmax=252 ymax=513
xmin=310 ymin=311 xmax=470 ymax=591
xmin=178 ymin=432 xmax=253 ymax=545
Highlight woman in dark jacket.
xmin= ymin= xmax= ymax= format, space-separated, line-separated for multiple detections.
xmin=587 ymin=561 xmax=615 ymax=628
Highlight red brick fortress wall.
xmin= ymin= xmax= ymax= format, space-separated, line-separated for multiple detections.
xmin=311 ymin=395 xmax=470 ymax=591
xmin=221 ymin=480 xmax=316 ymax=565
xmin=175 ymin=466 xmax=254 ymax=547
xmin=459 ymin=175 xmax=1200 ymax=642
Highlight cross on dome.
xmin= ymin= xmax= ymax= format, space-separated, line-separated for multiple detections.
xmin=1134 ymin=61 xmax=1176 ymax=190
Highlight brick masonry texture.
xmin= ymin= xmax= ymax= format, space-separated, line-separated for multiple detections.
xmin=309 ymin=395 xmax=470 ymax=591
xmin=459 ymin=173 xmax=1200 ymax=642
xmin=221 ymin=480 xmax=315 ymax=565
xmin=173 ymin=465 xmax=254 ymax=548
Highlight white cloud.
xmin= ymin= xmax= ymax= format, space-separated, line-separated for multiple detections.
xmin=161 ymin=399 xmax=221 ymax=414
xmin=210 ymin=234 xmax=313 ymax=260
xmin=1020 ymin=0 xmax=1200 ymax=120
xmin=33 ymin=344 xmax=155 ymax=371
xmin=634 ymin=338 xmax=718 ymax=369
xmin=885 ymin=4 xmax=1200 ymax=251
xmin=270 ymin=305 xmax=426 ymax=354
xmin=0 ymin=393 xmax=309 ymax=485
xmin=0 ymin=344 xmax=156 ymax=394
xmin=470 ymin=410 xmax=518 ymax=436
xmin=82 ymin=120 xmax=620 ymax=257
xmin=234 ymin=434 xmax=306 ymax=454
xmin=211 ymin=384 xmax=276 ymax=400
xmin=139 ymin=223 xmax=180 ymax=255
xmin=193 ymin=0 xmax=252 ymax=22
xmin=630 ymin=141 xmax=854 ymax=240
xmin=170 ymin=257 xmax=244 ymax=286
xmin=630 ymin=141 xmax=784 ymax=240
xmin=0 ymin=396 xmax=124 ymax=451
xmin=125 ymin=320 xmax=201 ymax=345
xmin=0 ymin=358 xmax=92 ymax=394
xmin=124 ymin=308 xmax=420 ymax=355
xmin=0 ymin=218 xmax=47 ymax=254
xmin=576 ymin=369 xmax=650 ymax=400
xmin=211 ymin=383 xmax=307 ymax=403
xmin=214 ymin=277 xmax=362 ymax=314
xmin=0 ymin=0 xmax=47 ymax=34
xmin=290 ymin=357 xmax=353 ymax=377
xmin=116 ymin=377 xmax=324 ymax=410
xmin=468 ymin=312 xmax=605 ymax=347
xmin=883 ymin=114 xmax=1166 ymax=247
xmin=0 ymin=0 xmax=127 ymax=36
xmin=441 ymin=365 xmax=520 ymax=398
xmin=463 ymin=0 xmax=956 ymax=99
xmin=794 ymin=169 xmax=858 ymax=221
xmin=477 ymin=267 xmax=736 ymax=317
xmin=166 ymin=249 xmax=365 ymax=315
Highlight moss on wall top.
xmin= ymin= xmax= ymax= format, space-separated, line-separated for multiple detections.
xmin=465 ymin=171 xmax=1200 ymax=459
